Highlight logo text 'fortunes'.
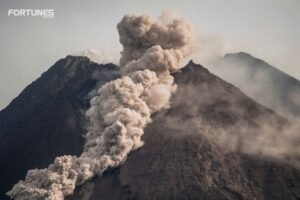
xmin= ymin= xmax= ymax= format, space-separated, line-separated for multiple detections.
xmin=8 ymin=9 xmax=55 ymax=19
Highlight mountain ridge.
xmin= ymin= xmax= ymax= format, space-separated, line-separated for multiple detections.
xmin=68 ymin=60 xmax=300 ymax=200
xmin=217 ymin=52 xmax=300 ymax=119
xmin=0 ymin=56 xmax=299 ymax=200
xmin=0 ymin=56 xmax=119 ymax=199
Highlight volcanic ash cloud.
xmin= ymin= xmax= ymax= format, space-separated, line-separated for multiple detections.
xmin=7 ymin=14 xmax=192 ymax=200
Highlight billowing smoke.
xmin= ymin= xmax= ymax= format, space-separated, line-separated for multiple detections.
xmin=73 ymin=48 xmax=121 ymax=65
xmin=7 ymin=14 xmax=192 ymax=200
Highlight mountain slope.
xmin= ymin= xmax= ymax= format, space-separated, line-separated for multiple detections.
xmin=67 ymin=61 xmax=300 ymax=200
xmin=0 ymin=56 xmax=119 ymax=200
xmin=215 ymin=52 xmax=300 ymax=119
xmin=0 ymin=57 xmax=299 ymax=200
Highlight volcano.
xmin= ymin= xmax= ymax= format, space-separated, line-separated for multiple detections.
xmin=0 ymin=55 xmax=299 ymax=200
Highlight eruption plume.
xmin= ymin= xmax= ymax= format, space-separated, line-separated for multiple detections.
xmin=7 ymin=14 xmax=192 ymax=200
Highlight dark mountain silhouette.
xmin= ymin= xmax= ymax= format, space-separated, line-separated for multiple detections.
xmin=0 ymin=56 xmax=119 ymax=200
xmin=0 ymin=56 xmax=299 ymax=200
xmin=216 ymin=52 xmax=300 ymax=119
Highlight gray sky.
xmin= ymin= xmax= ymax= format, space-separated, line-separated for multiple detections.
xmin=0 ymin=0 xmax=299 ymax=110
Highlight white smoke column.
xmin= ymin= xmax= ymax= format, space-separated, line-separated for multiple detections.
xmin=7 ymin=14 xmax=192 ymax=200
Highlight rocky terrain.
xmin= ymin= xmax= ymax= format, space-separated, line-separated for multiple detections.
xmin=0 ymin=56 xmax=299 ymax=200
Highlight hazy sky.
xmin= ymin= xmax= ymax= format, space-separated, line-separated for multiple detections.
xmin=0 ymin=0 xmax=299 ymax=110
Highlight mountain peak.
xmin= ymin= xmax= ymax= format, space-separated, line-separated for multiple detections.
xmin=0 ymin=57 xmax=120 ymax=200
xmin=225 ymin=51 xmax=253 ymax=58
xmin=1 ymin=56 xmax=299 ymax=200
xmin=72 ymin=48 xmax=120 ymax=65
xmin=219 ymin=52 xmax=300 ymax=118
xmin=67 ymin=60 xmax=298 ymax=200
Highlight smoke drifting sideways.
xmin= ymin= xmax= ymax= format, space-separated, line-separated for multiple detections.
xmin=168 ymin=83 xmax=300 ymax=168
xmin=73 ymin=48 xmax=121 ymax=65
xmin=7 ymin=14 xmax=192 ymax=200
